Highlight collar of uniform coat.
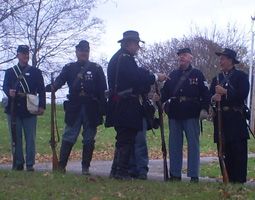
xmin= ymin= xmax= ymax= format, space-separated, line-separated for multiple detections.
xmin=121 ymin=47 xmax=134 ymax=57
xmin=178 ymin=64 xmax=193 ymax=73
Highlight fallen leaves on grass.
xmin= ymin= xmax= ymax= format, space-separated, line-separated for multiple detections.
xmin=91 ymin=197 xmax=102 ymax=200
xmin=42 ymin=172 xmax=54 ymax=179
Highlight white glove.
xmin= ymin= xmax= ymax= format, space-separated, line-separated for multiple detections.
xmin=199 ymin=109 xmax=208 ymax=120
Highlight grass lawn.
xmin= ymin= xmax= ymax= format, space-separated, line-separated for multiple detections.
xmin=3 ymin=104 xmax=254 ymax=157
xmin=1 ymin=104 xmax=255 ymax=199
xmin=1 ymin=170 xmax=255 ymax=200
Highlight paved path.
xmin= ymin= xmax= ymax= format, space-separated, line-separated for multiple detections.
xmin=1 ymin=156 xmax=254 ymax=186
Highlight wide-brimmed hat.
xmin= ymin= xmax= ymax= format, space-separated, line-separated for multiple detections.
xmin=75 ymin=40 xmax=90 ymax=52
xmin=215 ymin=48 xmax=240 ymax=64
xmin=118 ymin=30 xmax=145 ymax=43
xmin=177 ymin=47 xmax=192 ymax=55
xmin=17 ymin=45 xmax=29 ymax=53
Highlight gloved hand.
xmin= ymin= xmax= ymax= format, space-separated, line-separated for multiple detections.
xmin=45 ymin=84 xmax=53 ymax=92
xmin=199 ymin=109 xmax=208 ymax=120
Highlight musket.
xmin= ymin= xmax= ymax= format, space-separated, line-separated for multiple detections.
xmin=49 ymin=72 xmax=59 ymax=170
xmin=216 ymin=74 xmax=229 ymax=183
xmin=155 ymin=82 xmax=169 ymax=181
xmin=10 ymin=95 xmax=17 ymax=170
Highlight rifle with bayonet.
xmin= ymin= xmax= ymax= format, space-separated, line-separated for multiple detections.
xmin=49 ymin=73 xmax=59 ymax=170
xmin=216 ymin=74 xmax=229 ymax=183
xmin=155 ymin=82 xmax=169 ymax=181
xmin=10 ymin=95 xmax=17 ymax=170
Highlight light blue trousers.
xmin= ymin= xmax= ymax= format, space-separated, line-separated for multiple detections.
xmin=169 ymin=118 xmax=200 ymax=178
xmin=7 ymin=114 xmax=37 ymax=166
xmin=129 ymin=118 xmax=149 ymax=175
xmin=62 ymin=104 xmax=97 ymax=145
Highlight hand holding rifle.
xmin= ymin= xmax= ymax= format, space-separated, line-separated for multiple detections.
xmin=213 ymin=74 xmax=229 ymax=183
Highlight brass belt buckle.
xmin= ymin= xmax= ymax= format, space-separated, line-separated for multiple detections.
xmin=18 ymin=92 xmax=26 ymax=97
xmin=179 ymin=96 xmax=186 ymax=101
xmin=79 ymin=92 xmax=86 ymax=96
xmin=223 ymin=106 xmax=230 ymax=111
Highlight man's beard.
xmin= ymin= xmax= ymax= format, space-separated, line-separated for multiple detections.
xmin=78 ymin=58 xmax=87 ymax=65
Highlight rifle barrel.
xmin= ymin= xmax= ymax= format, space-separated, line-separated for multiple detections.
xmin=50 ymin=73 xmax=59 ymax=170
xmin=216 ymin=74 xmax=229 ymax=183
xmin=10 ymin=96 xmax=17 ymax=170
xmin=155 ymin=83 xmax=169 ymax=181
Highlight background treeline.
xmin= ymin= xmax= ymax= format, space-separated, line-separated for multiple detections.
xmin=0 ymin=0 xmax=252 ymax=95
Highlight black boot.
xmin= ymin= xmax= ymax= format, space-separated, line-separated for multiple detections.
xmin=109 ymin=147 xmax=120 ymax=178
xmin=58 ymin=141 xmax=74 ymax=172
xmin=81 ymin=143 xmax=94 ymax=175
xmin=115 ymin=144 xmax=132 ymax=180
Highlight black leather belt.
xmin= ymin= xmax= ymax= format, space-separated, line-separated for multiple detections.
xmin=171 ymin=96 xmax=199 ymax=102
xmin=78 ymin=92 xmax=88 ymax=97
xmin=222 ymin=106 xmax=242 ymax=112
xmin=17 ymin=92 xmax=26 ymax=97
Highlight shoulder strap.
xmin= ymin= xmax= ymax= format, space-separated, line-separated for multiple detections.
xmin=172 ymin=67 xmax=194 ymax=96
xmin=219 ymin=70 xmax=235 ymax=89
xmin=113 ymin=54 xmax=123 ymax=94
xmin=12 ymin=65 xmax=31 ymax=92
xmin=71 ymin=61 xmax=91 ymax=89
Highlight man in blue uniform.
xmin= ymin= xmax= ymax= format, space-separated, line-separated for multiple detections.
xmin=210 ymin=48 xmax=250 ymax=184
xmin=46 ymin=40 xmax=107 ymax=175
xmin=160 ymin=47 xmax=210 ymax=182
xmin=105 ymin=30 xmax=168 ymax=180
xmin=128 ymin=67 xmax=157 ymax=180
xmin=3 ymin=45 xmax=46 ymax=171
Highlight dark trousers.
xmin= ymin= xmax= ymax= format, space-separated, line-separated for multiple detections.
xmin=224 ymin=139 xmax=248 ymax=184
xmin=114 ymin=127 xmax=138 ymax=148
xmin=113 ymin=126 xmax=138 ymax=178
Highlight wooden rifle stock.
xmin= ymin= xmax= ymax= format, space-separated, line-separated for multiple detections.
xmin=155 ymin=82 xmax=169 ymax=181
xmin=216 ymin=74 xmax=229 ymax=183
xmin=49 ymin=73 xmax=59 ymax=170
xmin=10 ymin=96 xmax=17 ymax=170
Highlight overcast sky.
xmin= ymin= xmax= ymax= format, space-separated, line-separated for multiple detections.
xmin=91 ymin=0 xmax=255 ymax=60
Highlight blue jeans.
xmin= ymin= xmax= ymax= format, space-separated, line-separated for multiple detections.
xmin=169 ymin=118 xmax=200 ymax=178
xmin=129 ymin=118 xmax=149 ymax=176
xmin=7 ymin=114 xmax=37 ymax=166
xmin=62 ymin=104 xmax=97 ymax=145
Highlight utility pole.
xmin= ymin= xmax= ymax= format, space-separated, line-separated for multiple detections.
xmin=249 ymin=15 xmax=255 ymax=132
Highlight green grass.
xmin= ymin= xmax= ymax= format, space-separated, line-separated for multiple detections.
xmin=0 ymin=170 xmax=255 ymax=200
xmin=1 ymin=104 xmax=255 ymax=158
xmin=200 ymin=157 xmax=255 ymax=181
xmin=1 ymin=105 xmax=255 ymax=199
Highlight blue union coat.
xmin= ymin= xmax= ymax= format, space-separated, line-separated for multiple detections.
xmin=161 ymin=65 xmax=210 ymax=120
xmin=210 ymin=67 xmax=250 ymax=143
xmin=3 ymin=64 xmax=46 ymax=117
xmin=105 ymin=48 xmax=156 ymax=131
xmin=53 ymin=61 xmax=107 ymax=128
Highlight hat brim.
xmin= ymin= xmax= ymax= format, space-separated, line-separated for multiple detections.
xmin=17 ymin=50 xmax=29 ymax=54
xmin=76 ymin=46 xmax=90 ymax=52
xmin=118 ymin=38 xmax=145 ymax=43
xmin=177 ymin=52 xmax=192 ymax=56
xmin=215 ymin=52 xmax=240 ymax=64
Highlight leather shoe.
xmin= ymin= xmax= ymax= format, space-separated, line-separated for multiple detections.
xmin=168 ymin=175 xmax=181 ymax=182
xmin=14 ymin=164 xmax=24 ymax=171
xmin=138 ymin=174 xmax=147 ymax=180
xmin=27 ymin=165 xmax=34 ymax=172
xmin=190 ymin=177 xmax=199 ymax=183
xmin=82 ymin=167 xmax=90 ymax=175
